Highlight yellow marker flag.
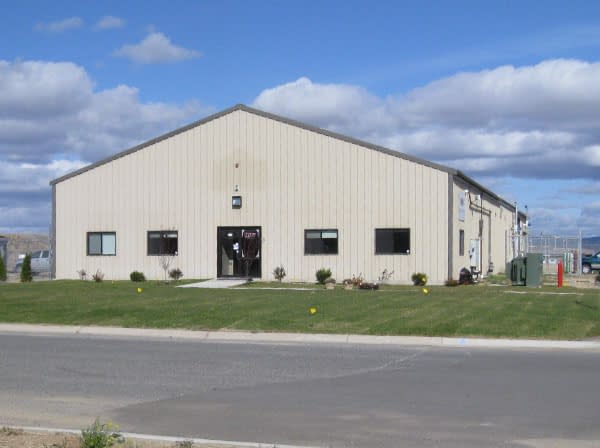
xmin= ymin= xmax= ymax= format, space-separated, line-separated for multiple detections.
xmin=309 ymin=307 xmax=317 ymax=315
xmin=422 ymin=288 xmax=429 ymax=295
xmin=137 ymin=287 xmax=143 ymax=293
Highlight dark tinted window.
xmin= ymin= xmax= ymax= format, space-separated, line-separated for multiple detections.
xmin=375 ymin=229 xmax=410 ymax=254
xmin=305 ymin=229 xmax=338 ymax=255
xmin=148 ymin=231 xmax=178 ymax=255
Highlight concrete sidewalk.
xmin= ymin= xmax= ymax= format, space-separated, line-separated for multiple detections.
xmin=0 ymin=323 xmax=599 ymax=350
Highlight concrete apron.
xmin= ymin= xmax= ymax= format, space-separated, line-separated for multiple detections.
xmin=177 ymin=278 xmax=249 ymax=288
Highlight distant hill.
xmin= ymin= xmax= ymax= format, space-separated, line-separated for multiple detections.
xmin=583 ymin=236 xmax=600 ymax=253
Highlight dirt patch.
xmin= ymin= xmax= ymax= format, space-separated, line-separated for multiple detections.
xmin=0 ymin=428 xmax=236 ymax=448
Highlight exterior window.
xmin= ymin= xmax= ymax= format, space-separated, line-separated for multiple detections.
xmin=305 ymin=229 xmax=338 ymax=255
xmin=148 ymin=231 xmax=178 ymax=255
xmin=232 ymin=196 xmax=242 ymax=209
xmin=87 ymin=232 xmax=116 ymax=256
xmin=375 ymin=228 xmax=410 ymax=254
xmin=459 ymin=230 xmax=465 ymax=256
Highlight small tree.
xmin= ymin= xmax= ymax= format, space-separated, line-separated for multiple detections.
xmin=158 ymin=254 xmax=174 ymax=282
xmin=0 ymin=255 xmax=6 ymax=281
xmin=20 ymin=253 xmax=33 ymax=282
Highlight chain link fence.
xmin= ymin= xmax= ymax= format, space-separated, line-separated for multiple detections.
xmin=523 ymin=233 xmax=583 ymax=275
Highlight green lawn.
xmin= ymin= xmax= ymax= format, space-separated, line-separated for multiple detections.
xmin=0 ymin=280 xmax=599 ymax=340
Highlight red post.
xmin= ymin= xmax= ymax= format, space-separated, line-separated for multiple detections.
xmin=557 ymin=261 xmax=563 ymax=288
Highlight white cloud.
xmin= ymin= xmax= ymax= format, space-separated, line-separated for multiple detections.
xmin=113 ymin=32 xmax=201 ymax=64
xmin=0 ymin=160 xmax=86 ymax=194
xmin=0 ymin=59 xmax=210 ymax=231
xmin=0 ymin=60 xmax=207 ymax=164
xmin=252 ymin=59 xmax=600 ymax=181
xmin=95 ymin=16 xmax=125 ymax=30
xmin=34 ymin=17 xmax=83 ymax=33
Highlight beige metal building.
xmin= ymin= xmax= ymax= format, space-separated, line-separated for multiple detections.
xmin=51 ymin=104 xmax=522 ymax=284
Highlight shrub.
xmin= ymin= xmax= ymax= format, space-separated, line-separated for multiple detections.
xmin=316 ymin=268 xmax=332 ymax=284
xmin=175 ymin=441 xmax=194 ymax=448
xmin=20 ymin=254 xmax=32 ymax=282
xmin=273 ymin=265 xmax=286 ymax=282
xmin=80 ymin=419 xmax=123 ymax=448
xmin=378 ymin=268 xmax=394 ymax=283
xmin=0 ymin=255 xmax=6 ymax=281
xmin=445 ymin=278 xmax=459 ymax=287
xmin=358 ymin=282 xmax=379 ymax=290
xmin=92 ymin=269 xmax=104 ymax=283
xmin=169 ymin=268 xmax=183 ymax=281
xmin=411 ymin=272 xmax=428 ymax=286
xmin=77 ymin=269 xmax=87 ymax=281
xmin=130 ymin=271 xmax=146 ymax=282
xmin=351 ymin=273 xmax=364 ymax=287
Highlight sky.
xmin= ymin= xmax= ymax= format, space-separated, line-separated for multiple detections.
xmin=1 ymin=0 xmax=600 ymax=236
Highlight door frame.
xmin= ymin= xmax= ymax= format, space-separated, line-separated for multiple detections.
xmin=216 ymin=226 xmax=262 ymax=278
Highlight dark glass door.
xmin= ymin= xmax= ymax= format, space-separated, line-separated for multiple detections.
xmin=217 ymin=227 xmax=261 ymax=278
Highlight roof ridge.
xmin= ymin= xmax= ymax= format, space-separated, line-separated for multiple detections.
xmin=49 ymin=103 xmax=513 ymax=210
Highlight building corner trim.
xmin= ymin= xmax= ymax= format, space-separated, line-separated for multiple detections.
xmin=51 ymin=184 xmax=56 ymax=280
xmin=447 ymin=174 xmax=454 ymax=281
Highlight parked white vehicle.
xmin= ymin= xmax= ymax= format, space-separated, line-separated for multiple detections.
xmin=15 ymin=250 xmax=50 ymax=274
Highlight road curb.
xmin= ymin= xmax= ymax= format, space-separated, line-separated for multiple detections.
xmin=4 ymin=425 xmax=321 ymax=448
xmin=0 ymin=323 xmax=599 ymax=350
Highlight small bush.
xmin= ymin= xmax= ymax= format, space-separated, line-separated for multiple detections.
xmin=130 ymin=271 xmax=146 ymax=282
xmin=0 ymin=255 xmax=6 ymax=281
xmin=20 ymin=254 xmax=33 ymax=282
xmin=324 ymin=277 xmax=336 ymax=284
xmin=445 ymin=278 xmax=459 ymax=287
xmin=169 ymin=268 xmax=183 ymax=281
xmin=358 ymin=282 xmax=379 ymax=290
xmin=411 ymin=272 xmax=428 ymax=286
xmin=92 ymin=269 xmax=104 ymax=283
xmin=351 ymin=273 xmax=364 ymax=287
xmin=80 ymin=419 xmax=122 ymax=448
xmin=316 ymin=268 xmax=332 ymax=284
xmin=77 ymin=269 xmax=87 ymax=281
xmin=175 ymin=441 xmax=194 ymax=448
xmin=378 ymin=268 xmax=394 ymax=283
xmin=273 ymin=265 xmax=286 ymax=282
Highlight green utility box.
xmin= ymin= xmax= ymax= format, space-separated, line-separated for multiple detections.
xmin=510 ymin=256 xmax=526 ymax=286
xmin=509 ymin=253 xmax=544 ymax=287
xmin=525 ymin=253 xmax=543 ymax=288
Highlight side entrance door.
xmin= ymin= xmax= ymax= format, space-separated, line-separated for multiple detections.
xmin=217 ymin=227 xmax=261 ymax=278
xmin=469 ymin=239 xmax=481 ymax=272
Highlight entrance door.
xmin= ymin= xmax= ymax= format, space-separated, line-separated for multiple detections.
xmin=469 ymin=239 xmax=481 ymax=271
xmin=217 ymin=227 xmax=261 ymax=278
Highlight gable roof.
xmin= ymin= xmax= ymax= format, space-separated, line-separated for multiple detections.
xmin=50 ymin=104 xmax=515 ymax=210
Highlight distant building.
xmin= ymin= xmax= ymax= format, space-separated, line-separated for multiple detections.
xmin=51 ymin=105 xmax=523 ymax=284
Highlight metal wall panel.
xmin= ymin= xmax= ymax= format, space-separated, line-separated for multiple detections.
xmin=55 ymin=109 xmax=451 ymax=283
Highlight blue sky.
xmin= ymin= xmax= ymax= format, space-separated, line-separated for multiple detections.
xmin=1 ymin=0 xmax=600 ymax=236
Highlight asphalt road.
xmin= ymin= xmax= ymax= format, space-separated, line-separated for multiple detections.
xmin=1 ymin=333 xmax=599 ymax=448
